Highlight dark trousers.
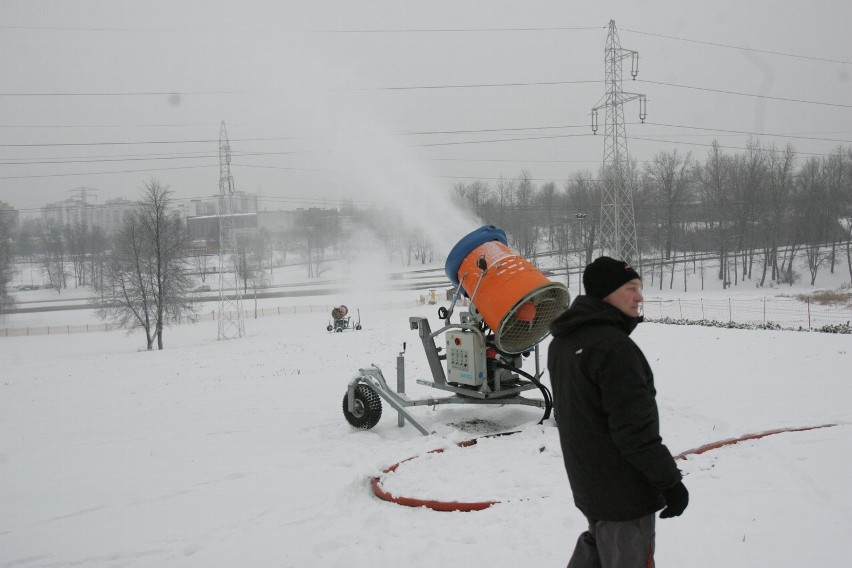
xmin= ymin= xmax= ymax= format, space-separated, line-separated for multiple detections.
xmin=567 ymin=514 xmax=656 ymax=568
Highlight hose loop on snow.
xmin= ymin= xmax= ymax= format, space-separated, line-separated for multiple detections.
xmin=372 ymin=423 xmax=840 ymax=512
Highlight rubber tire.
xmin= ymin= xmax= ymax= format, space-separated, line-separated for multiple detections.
xmin=336 ymin=326 xmax=343 ymax=332
xmin=342 ymin=384 xmax=383 ymax=429
xmin=355 ymin=324 xmax=362 ymax=330
xmin=327 ymin=325 xmax=333 ymax=332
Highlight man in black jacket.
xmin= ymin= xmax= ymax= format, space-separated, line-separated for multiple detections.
xmin=548 ymin=256 xmax=688 ymax=568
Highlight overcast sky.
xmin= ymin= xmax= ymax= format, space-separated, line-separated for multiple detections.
xmin=1 ymin=0 xmax=851 ymax=221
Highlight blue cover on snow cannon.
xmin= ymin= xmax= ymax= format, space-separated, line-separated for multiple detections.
xmin=444 ymin=225 xmax=508 ymax=289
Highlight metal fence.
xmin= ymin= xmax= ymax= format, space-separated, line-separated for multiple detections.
xmin=642 ymin=297 xmax=852 ymax=330
xmin=1 ymin=299 xmax=426 ymax=338
xmin=4 ymin=296 xmax=850 ymax=337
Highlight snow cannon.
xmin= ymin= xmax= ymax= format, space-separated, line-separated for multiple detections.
xmin=444 ymin=225 xmax=570 ymax=354
xmin=327 ymin=305 xmax=361 ymax=332
xmin=342 ymin=225 xmax=567 ymax=436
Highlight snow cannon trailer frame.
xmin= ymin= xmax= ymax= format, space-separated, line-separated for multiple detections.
xmin=343 ymin=315 xmax=551 ymax=436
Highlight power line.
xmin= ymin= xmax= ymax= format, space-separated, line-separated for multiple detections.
xmin=1 ymin=77 xmax=845 ymax=111
xmin=1 ymin=150 xmax=306 ymax=166
xmin=398 ymin=123 xmax=593 ymax=135
xmin=0 ymin=164 xmax=216 ymax=180
xmin=1 ymin=121 xmax=848 ymax=155
xmin=0 ymin=80 xmax=603 ymax=97
xmin=639 ymin=79 xmax=852 ymax=109
xmin=427 ymin=157 xmax=602 ymax=164
xmin=0 ymin=122 xmax=217 ymax=128
xmin=338 ymin=79 xmax=602 ymax=91
xmin=311 ymin=25 xmax=605 ymax=33
xmin=644 ymin=122 xmax=852 ymax=145
xmin=0 ymin=25 xmax=168 ymax=32
xmin=0 ymin=136 xmax=298 ymax=148
xmin=6 ymin=22 xmax=841 ymax=65
xmin=0 ymin=24 xmax=605 ymax=34
xmin=621 ymin=28 xmax=852 ymax=66
xmin=410 ymin=132 xmax=596 ymax=148
xmin=2 ymin=132 xmax=847 ymax=182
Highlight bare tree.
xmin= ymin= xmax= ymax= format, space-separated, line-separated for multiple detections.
xmin=797 ymin=156 xmax=836 ymax=285
xmin=235 ymin=233 xmax=271 ymax=317
xmin=539 ymin=181 xmax=557 ymax=250
xmin=65 ymin=221 xmax=89 ymax=287
xmin=564 ymin=172 xmax=600 ymax=265
xmin=696 ymin=141 xmax=734 ymax=287
xmin=645 ymin=149 xmax=694 ymax=260
xmin=844 ymin=147 xmax=852 ymax=284
xmin=492 ymin=176 xmax=514 ymax=230
xmin=41 ymin=221 xmax=67 ymax=293
xmin=738 ymin=140 xmax=768 ymax=280
xmin=759 ymin=144 xmax=797 ymax=285
xmin=465 ymin=180 xmax=490 ymax=222
xmin=294 ymin=208 xmax=340 ymax=277
xmin=96 ymin=180 xmax=195 ymax=350
xmin=510 ymin=170 xmax=540 ymax=258
xmin=14 ymin=220 xmax=38 ymax=263
xmin=189 ymin=241 xmax=212 ymax=282
xmin=822 ymin=147 xmax=851 ymax=274
xmin=88 ymin=225 xmax=108 ymax=293
xmin=0 ymin=213 xmax=14 ymax=317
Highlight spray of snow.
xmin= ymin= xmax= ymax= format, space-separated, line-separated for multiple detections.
xmin=315 ymin=94 xmax=480 ymax=255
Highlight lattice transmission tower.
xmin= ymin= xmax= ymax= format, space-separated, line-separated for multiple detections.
xmin=217 ymin=121 xmax=245 ymax=340
xmin=591 ymin=20 xmax=646 ymax=263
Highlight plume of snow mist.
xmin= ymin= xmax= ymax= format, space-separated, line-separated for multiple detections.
xmin=323 ymin=108 xmax=480 ymax=256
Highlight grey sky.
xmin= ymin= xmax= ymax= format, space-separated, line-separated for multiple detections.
xmin=1 ymin=0 xmax=850 ymax=224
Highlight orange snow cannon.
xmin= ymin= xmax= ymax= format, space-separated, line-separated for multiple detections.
xmin=445 ymin=225 xmax=570 ymax=354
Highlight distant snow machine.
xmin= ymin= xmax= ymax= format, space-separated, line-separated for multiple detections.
xmin=342 ymin=225 xmax=570 ymax=435
xmin=327 ymin=305 xmax=362 ymax=332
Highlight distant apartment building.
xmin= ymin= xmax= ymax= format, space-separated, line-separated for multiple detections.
xmin=177 ymin=192 xmax=259 ymax=219
xmin=41 ymin=197 xmax=135 ymax=234
xmin=186 ymin=209 xmax=300 ymax=250
xmin=94 ymin=198 xmax=135 ymax=233
xmin=0 ymin=200 xmax=20 ymax=232
xmin=42 ymin=198 xmax=93 ymax=228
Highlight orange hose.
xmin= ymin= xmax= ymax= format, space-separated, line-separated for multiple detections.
xmin=371 ymin=424 xmax=840 ymax=512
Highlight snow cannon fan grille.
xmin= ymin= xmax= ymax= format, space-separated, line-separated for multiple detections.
xmin=445 ymin=226 xmax=570 ymax=354
xmin=493 ymin=284 xmax=570 ymax=353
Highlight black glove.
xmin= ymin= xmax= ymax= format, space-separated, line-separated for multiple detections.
xmin=660 ymin=481 xmax=689 ymax=518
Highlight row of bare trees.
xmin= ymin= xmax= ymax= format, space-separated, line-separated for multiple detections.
xmin=451 ymin=141 xmax=852 ymax=287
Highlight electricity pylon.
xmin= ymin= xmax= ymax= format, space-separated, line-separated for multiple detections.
xmin=217 ymin=121 xmax=245 ymax=340
xmin=591 ymin=20 xmax=646 ymax=263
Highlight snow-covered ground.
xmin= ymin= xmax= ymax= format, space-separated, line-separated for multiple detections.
xmin=2 ymin=254 xmax=851 ymax=567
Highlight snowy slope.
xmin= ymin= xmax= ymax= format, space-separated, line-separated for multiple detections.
xmin=2 ymin=285 xmax=851 ymax=567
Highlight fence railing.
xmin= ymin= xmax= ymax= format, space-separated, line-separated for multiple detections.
xmin=1 ymin=299 xmax=426 ymax=338
xmin=5 ymin=296 xmax=850 ymax=337
xmin=642 ymin=297 xmax=852 ymax=330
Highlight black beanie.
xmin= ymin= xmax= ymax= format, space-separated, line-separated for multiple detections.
xmin=583 ymin=256 xmax=641 ymax=299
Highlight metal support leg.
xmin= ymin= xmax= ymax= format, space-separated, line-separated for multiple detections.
xmin=396 ymin=352 xmax=405 ymax=428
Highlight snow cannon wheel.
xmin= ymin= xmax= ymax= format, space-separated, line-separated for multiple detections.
xmin=342 ymin=384 xmax=383 ymax=429
xmin=326 ymin=324 xmax=333 ymax=332
xmin=355 ymin=324 xmax=362 ymax=330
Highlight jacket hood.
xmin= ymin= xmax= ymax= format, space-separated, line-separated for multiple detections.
xmin=549 ymin=294 xmax=642 ymax=337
